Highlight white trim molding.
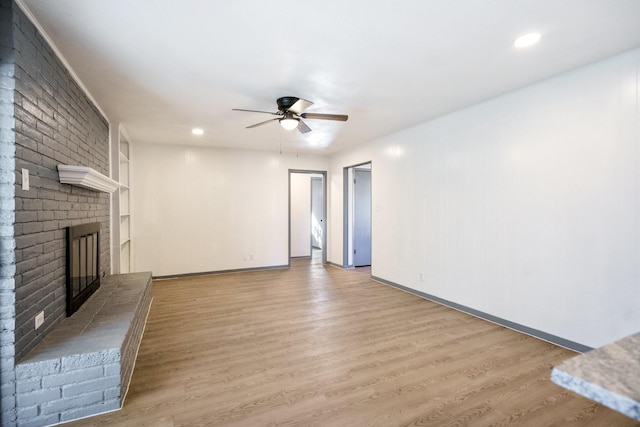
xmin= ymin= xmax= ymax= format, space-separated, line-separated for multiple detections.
xmin=57 ymin=165 xmax=119 ymax=193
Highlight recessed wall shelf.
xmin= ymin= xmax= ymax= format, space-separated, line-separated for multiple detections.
xmin=119 ymin=139 xmax=132 ymax=273
xmin=57 ymin=165 xmax=118 ymax=193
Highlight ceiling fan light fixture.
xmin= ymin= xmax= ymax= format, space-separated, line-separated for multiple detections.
xmin=280 ymin=117 xmax=299 ymax=131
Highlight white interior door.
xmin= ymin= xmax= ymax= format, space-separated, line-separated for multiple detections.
xmin=353 ymin=169 xmax=371 ymax=266
xmin=290 ymin=173 xmax=312 ymax=257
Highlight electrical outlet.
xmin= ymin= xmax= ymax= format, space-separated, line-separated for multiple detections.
xmin=35 ymin=311 xmax=44 ymax=329
xmin=22 ymin=168 xmax=30 ymax=191
xmin=249 ymin=254 xmax=253 ymax=261
xmin=419 ymin=272 xmax=424 ymax=282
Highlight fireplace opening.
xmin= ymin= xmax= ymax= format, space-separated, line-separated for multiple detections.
xmin=66 ymin=222 xmax=101 ymax=316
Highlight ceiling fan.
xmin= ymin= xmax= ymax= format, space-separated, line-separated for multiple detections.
xmin=233 ymin=96 xmax=348 ymax=134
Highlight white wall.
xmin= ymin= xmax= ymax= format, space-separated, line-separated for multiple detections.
xmin=290 ymin=173 xmax=312 ymax=257
xmin=131 ymin=143 xmax=327 ymax=276
xmin=329 ymin=48 xmax=640 ymax=349
xmin=311 ymin=178 xmax=323 ymax=249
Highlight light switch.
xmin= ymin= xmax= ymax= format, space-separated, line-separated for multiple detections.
xmin=22 ymin=168 xmax=29 ymax=190
xmin=35 ymin=311 xmax=44 ymax=329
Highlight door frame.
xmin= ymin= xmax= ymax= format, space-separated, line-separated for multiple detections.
xmin=288 ymin=169 xmax=327 ymax=266
xmin=343 ymin=161 xmax=372 ymax=268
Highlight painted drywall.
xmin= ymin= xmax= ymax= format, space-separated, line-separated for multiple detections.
xmin=290 ymin=173 xmax=311 ymax=257
xmin=131 ymin=143 xmax=328 ymax=277
xmin=311 ymin=177 xmax=323 ymax=249
xmin=328 ymin=48 xmax=640 ymax=349
xmin=290 ymin=173 xmax=316 ymax=257
xmin=290 ymin=173 xmax=323 ymax=257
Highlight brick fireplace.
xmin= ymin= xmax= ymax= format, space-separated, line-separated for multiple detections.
xmin=1 ymin=2 xmax=113 ymax=425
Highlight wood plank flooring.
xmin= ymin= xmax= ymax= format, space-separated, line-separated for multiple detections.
xmin=66 ymin=254 xmax=638 ymax=426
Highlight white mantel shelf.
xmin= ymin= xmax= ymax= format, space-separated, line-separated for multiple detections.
xmin=57 ymin=165 xmax=119 ymax=193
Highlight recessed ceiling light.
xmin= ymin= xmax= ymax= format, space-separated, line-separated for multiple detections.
xmin=514 ymin=32 xmax=541 ymax=48
xmin=192 ymin=128 xmax=204 ymax=135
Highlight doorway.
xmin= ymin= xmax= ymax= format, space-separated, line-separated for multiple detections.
xmin=343 ymin=162 xmax=372 ymax=268
xmin=289 ymin=170 xmax=327 ymax=265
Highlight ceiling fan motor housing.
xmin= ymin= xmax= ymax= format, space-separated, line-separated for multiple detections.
xmin=277 ymin=97 xmax=300 ymax=111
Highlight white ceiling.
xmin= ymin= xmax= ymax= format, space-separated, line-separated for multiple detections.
xmin=18 ymin=0 xmax=640 ymax=154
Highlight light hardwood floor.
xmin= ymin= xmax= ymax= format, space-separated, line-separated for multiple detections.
xmin=66 ymin=254 xmax=638 ymax=426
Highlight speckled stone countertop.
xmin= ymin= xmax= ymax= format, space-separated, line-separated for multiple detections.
xmin=551 ymin=332 xmax=640 ymax=421
xmin=21 ymin=272 xmax=153 ymax=363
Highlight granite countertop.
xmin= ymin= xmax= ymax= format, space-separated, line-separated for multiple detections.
xmin=551 ymin=331 xmax=640 ymax=421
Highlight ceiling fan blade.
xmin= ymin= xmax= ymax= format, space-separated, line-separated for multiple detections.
xmin=246 ymin=118 xmax=279 ymax=129
xmin=288 ymin=98 xmax=313 ymax=114
xmin=300 ymin=113 xmax=348 ymax=121
xmin=297 ymin=119 xmax=312 ymax=134
xmin=233 ymin=108 xmax=279 ymax=115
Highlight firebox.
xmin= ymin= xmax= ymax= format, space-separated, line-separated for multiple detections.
xmin=66 ymin=222 xmax=101 ymax=316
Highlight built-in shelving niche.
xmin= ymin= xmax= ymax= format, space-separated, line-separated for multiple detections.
xmin=119 ymin=139 xmax=132 ymax=273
